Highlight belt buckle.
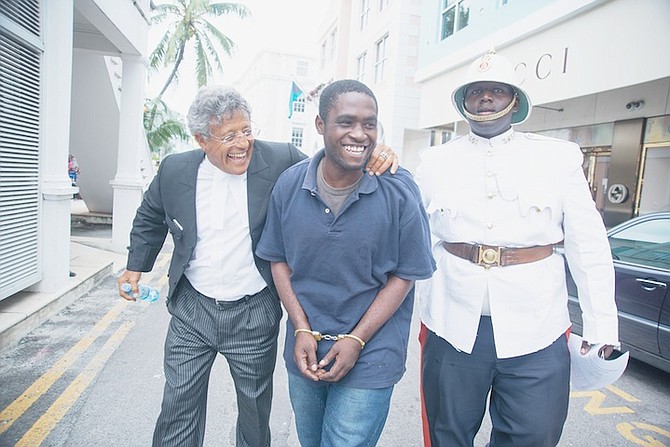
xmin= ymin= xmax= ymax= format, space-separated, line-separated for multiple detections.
xmin=477 ymin=245 xmax=501 ymax=268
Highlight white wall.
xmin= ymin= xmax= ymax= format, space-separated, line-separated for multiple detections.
xmin=70 ymin=50 xmax=120 ymax=214
xmin=520 ymin=77 xmax=670 ymax=132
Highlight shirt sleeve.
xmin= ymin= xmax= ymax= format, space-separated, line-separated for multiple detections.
xmin=561 ymin=143 xmax=619 ymax=346
xmin=394 ymin=174 xmax=437 ymax=281
xmin=255 ymin=178 xmax=287 ymax=263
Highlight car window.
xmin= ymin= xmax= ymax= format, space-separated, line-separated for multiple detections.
xmin=609 ymin=218 xmax=670 ymax=270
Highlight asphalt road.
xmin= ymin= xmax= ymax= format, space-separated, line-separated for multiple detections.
xmin=1 ymin=236 xmax=669 ymax=446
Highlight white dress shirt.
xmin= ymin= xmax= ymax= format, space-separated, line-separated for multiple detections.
xmin=415 ymin=129 xmax=619 ymax=358
xmin=184 ymin=157 xmax=267 ymax=301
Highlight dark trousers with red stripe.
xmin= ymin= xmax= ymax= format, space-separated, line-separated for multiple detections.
xmin=420 ymin=318 xmax=570 ymax=447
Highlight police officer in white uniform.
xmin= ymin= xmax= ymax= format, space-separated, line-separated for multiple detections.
xmin=416 ymin=52 xmax=620 ymax=447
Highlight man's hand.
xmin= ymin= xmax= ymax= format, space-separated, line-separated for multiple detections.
xmin=580 ymin=340 xmax=616 ymax=359
xmin=117 ymin=270 xmax=142 ymax=301
xmin=367 ymin=144 xmax=399 ymax=176
xmin=315 ymin=338 xmax=363 ymax=382
xmin=294 ymin=332 xmax=323 ymax=381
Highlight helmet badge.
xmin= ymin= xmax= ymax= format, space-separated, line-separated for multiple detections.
xmin=477 ymin=53 xmax=493 ymax=72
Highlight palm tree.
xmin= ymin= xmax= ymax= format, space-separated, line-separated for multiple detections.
xmin=145 ymin=0 xmax=250 ymax=153
xmin=150 ymin=0 xmax=250 ymax=98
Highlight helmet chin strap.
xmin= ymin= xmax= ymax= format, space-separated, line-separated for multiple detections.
xmin=463 ymin=94 xmax=517 ymax=122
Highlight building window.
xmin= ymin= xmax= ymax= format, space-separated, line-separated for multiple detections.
xmin=292 ymin=96 xmax=305 ymax=115
xmin=356 ymin=53 xmax=366 ymax=81
xmin=360 ymin=0 xmax=370 ymax=30
xmin=431 ymin=129 xmax=453 ymax=145
xmin=296 ymin=60 xmax=309 ymax=77
xmin=329 ymin=28 xmax=337 ymax=61
xmin=441 ymin=0 xmax=470 ymax=40
xmin=291 ymin=127 xmax=304 ymax=148
xmin=374 ymin=34 xmax=388 ymax=83
xmin=379 ymin=0 xmax=391 ymax=10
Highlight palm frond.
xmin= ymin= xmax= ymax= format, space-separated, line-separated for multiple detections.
xmin=197 ymin=28 xmax=224 ymax=73
xmin=201 ymin=19 xmax=235 ymax=56
xmin=149 ymin=30 xmax=173 ymax=71
xmin=193 ymin=36 xmax=211 ymax=87
xmin=143 ymin=98 xmax=191 ymax=155
xmin=208 ymin=3 xmax=250 ymax=19
xmin=147 ymin=120 xmax=190 ymax=148
xmin=150 ymin=3 xmax=182 ymax=23
xmin=163 ymin=22 xmax=188 ymax=64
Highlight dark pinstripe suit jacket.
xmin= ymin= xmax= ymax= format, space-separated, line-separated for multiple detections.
xmin=126 ymin=140 xmax=307 ymax=301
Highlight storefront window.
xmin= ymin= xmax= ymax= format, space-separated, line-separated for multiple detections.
xmin=581 ymin=148 xmax=611 ymax=216
xmin=638 ymin=145 xmax=670 ymax=214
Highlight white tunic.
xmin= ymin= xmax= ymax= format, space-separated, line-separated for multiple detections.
xmin=415 ymin=128 xmax=619 ymax=358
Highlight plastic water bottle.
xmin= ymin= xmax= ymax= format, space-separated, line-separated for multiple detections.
xmin=121 ymin=283 xmax=159 ymax=303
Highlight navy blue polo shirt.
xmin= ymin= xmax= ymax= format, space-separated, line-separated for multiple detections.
xmin=256 ymin=150 xmax=435 ymax=388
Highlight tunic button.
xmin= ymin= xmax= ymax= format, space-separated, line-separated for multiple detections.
xmin=487 ymin=151 xmax=493 ymax=157
xmin=486 ymin=223 xmax=493 ymax=229
xmin=325 ymin=208 xmax=331 ymax=214
xmin=487 ymin=192 xmax=494 ymax=199
xmin=486 ymin=171 xmax=493 ymax=177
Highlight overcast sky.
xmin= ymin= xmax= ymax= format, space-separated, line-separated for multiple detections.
xmin=147 ymin=0 xmax=324 ymax=114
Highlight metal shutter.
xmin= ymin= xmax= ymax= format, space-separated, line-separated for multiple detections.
xmin=0 ymin=0 xmax=42 ymax=300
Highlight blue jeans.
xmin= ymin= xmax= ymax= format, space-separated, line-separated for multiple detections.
xmin=287 ymin=372 xmax=394 ymax=447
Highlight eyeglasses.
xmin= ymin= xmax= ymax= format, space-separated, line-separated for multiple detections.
xmin=209 ymin=128 xmax=260 ymax=147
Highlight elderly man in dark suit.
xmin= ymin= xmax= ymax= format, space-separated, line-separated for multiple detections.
xmin=117 ymin=85 xmax=397 ymax=447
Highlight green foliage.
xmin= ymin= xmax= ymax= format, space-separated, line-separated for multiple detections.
xmin=144 ymin=98 xmax=192 ymax=158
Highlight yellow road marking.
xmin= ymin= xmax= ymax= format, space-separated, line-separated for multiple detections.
xmin=617 ymin=421 xmax=670 ymax=446
xmin=570 ymin=390 xmax=635 ymax=415
xmin=606 ymin=384 xmax=641 ymax=403
xmin=14 ymin=321 xmax=134 ymax=447
xmin=0 ymin=299 xmax=129 ymax=435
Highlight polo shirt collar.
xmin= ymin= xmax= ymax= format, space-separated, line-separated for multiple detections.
xmin=302 ymin=149 xmax=378 ymax=195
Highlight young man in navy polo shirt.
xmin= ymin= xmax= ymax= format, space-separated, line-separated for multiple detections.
xmin=256 ymin=79 xmax=435 ymax=447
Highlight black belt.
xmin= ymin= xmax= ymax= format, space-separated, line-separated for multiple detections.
xmin=181 ymin=276 xmax=268 ymax=305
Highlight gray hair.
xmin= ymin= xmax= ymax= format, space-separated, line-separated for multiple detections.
xmin=187 ymin=85 xmax=252 ymax=139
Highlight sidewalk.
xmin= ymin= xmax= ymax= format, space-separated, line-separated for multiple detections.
xmin=0 ymin=200 xmax=124 ymax=352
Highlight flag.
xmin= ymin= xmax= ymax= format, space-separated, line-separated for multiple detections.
xmin=288 ymin=81 xmax=303 ymax=118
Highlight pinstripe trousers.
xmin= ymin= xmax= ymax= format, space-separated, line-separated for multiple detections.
xmin=152 ymin=277 xmax=281 ymax=447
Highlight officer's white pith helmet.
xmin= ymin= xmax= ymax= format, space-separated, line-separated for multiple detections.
xmin=451 ymin=51 xmax=531 ymax=125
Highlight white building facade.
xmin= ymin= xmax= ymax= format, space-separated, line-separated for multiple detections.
xmin=415 ymin=0 xmax=670 ymax=227
xmin=234 ymin=49 xmax=321 ymax=156
xmin=0 ymin=0 xmax=151 ymax=301
xmin=314 ymin=0 xmax=432 ymax=164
